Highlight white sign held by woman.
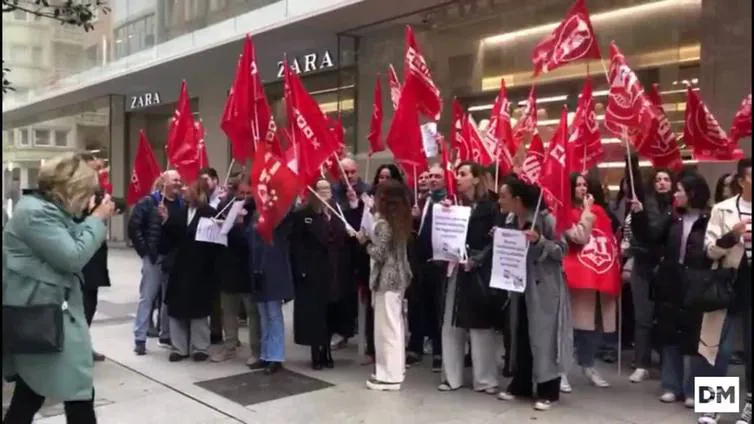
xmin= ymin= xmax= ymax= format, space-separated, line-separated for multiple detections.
xmin=431 ymin=204 xmax=471 ymax=262
xmin=490 ymin=228 xmax=527 ymax=292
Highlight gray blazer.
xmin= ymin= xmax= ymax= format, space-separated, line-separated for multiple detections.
xmin=506 ymin=211 xmax=573 ymax=384
xmin=367 ymin=218 xmax=412 ymax=293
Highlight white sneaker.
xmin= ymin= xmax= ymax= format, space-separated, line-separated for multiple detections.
xmin=685 ymin=398 xmax=695 ymax=408
xmin=366 ymin=378 xmax=401 ymax=391
xmin=497 ymin=392 xmax=516 ymax=401
xmin=629 ymin=368 xmax=649 ymax=383
xmin=533 ymin=400 xmax=554 ymax=411
xmin=698 ymin=413 xmax=719 ymax=424
xmin=583 ymin=367 xmax=610 ymax=388
xmin=560 ymin=374 xmax=572 ymax=393
xmin=659 ymin=392 xmax=677 ymax=403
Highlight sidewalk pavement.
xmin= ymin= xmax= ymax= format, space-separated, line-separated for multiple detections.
xmin=5 ymin=247 xmax=743 ymax=423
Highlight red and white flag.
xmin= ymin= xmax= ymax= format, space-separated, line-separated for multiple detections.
xmin=167 ymin=80 xmax=200 ymax=183
xmin=483 ymin=79 xmax=515 ymax=174
xmin=384 ymin=78 xmax=428 ymax=182
xmin=567 ymin=77 xmax=602 ymax=173
xmin=683 ymin=87 xmax=744 ymax=161
xmin=520 ymin=130 xmax=545 ymax=185
xmin=531 ymin=0 xmax=601 ymax=76
xmin=512 ymin=86 xmax=538 ymax=153
xmin=194 ymin=119 xmax=209 ymax=169
xmin=283 ymin=59 xmax=340 ymax=188
xmin=221 ymin=43 xmax=253 ymax=161
xmin=403 ymin=26 xmax=442 ymax=120
xmin=451 ymin=99 xmax=471 ymax=163
xmin=439 ymin=139 xmax=457 ymax=202
xmin=387 ymin=64 xmax=402 ymax=111
xmin=249 ymin=149 xmax=300 ymax=243
xmin=633 ymin=84 xmax=683 ymax=171
xmin=538 ymin=105 xmax=572 ymax=236
xmin=604 ymin=42 xmax=657 ymax=143
xmin=465 ymin=115 xmax=494 ymax=166
xmin=127 ymin=130 xmax=162 ymax=206
xmin=563 ymin=204 xmax=621 ymax=296
xmin=368 ymin=75 xmax=384 ymax=155
xmin=730 ymin=93 xmax=752 ymax=144
xmin=248 ymin=37 xmax=282 ymax=157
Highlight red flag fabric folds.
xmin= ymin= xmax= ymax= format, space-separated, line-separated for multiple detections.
xmin=730 ymin=93 xmax=752 ymax=144
xmin=531 ymin=0 xmax=602 ymax=76
xmin=167 ymin=80 xmax=200 ymax=183
xmin=283 ymin=59 xmax=340 ymax=188
xmin=368 ymin=75 xmax=384 ymax=155
xmin=221 ymin=41 xmax=253 ymax=161
xmin=539 ymin=106 xmax=572 ymax=236
xmin=127 ymin=130 xmax=162 ymax=206
xmin=403 ymin=26 xmax=442 ymax=120
xmin=632 ymin=84 xmax=683 ymax=171
xmin=563 ymin=204 xmax=621 ymax=296
xmin=683 ymin=87 xmax=744 ymax=161
xmin=195 ymin=119 xmax=210 ymax=169
xmin=387 ymin=64 xmax=402 ymax=111
xmin=520 ymin=131 xmax=545 ymax=185
xmin=249 ymin=149 xmax=300 ymax=243
xmin=567 ymin=77 xmax=603 ymax=173
xmin=512 ymin=86 xmax=537 ymax=154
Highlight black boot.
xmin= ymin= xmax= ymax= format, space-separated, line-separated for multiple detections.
xmin=311 ymin=346 xmax=323 ymax=370
xmin=324 ymin=345 xmax=334 ymax=369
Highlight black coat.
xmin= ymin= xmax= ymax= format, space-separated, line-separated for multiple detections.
xmin=127 ymin=194 xmax=163 ymax=263
xmin=215 ymin=200 xmax=254 ymax=294
xmin=444 ymin=199 xmax=504 ymax=329
xmin=630 ymin=194 xmax=673 ymax=264
xmin=82 ymin=242 xmax=110 ymax=290
xmin=165 ymin=204 xmax=220 ymax=320
xmin=290 ymin=207 xmax=354 ymax=346
xmin=643 ymin=212 xmax=711 ymax=353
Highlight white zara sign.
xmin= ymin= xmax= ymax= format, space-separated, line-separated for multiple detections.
xmin=128 ymin=91 xmax=162 ymax=111
xmin=276 ymin=50 xmax=335 ymax=78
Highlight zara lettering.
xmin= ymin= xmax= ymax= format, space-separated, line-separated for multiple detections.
xmin=276 ymin=51 xmax=335 ymax=78
xmin=129 ymin=92 xmax=161 ymax=110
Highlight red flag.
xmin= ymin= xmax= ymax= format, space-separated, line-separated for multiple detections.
xmin=632 ymin=84 xmax=683 ymax=171
xmin=451 ymin=99 xmax=471 ymax=163
xmin=387 ymin=64 xmax=402 ymax=111
xmin=127 ymin=130 xmax=162 ymax=206
xmin=368 ymin=75 xmax=384 ymax=155
xmin=384 ymin=77 xmax=428 ymax=178
xmin=283 ymin=59 xmax=340 ymax=188
xmin=520 ymin=130 xmax=545 ymax=184
xmin=465 ymin=115 xmax=494 ymax=166
xmin=194 ymin=119 xmax=209 ymax=169
xmin=683 ymin=87 xmax=744 ymax=161
xmin=604 ymin=42 xmax=657 ymax=142
xmin=539 ymin=106 xmax=572 ymax=236
xmin=440 ymin=139 xmax=457 ymax=201
xmin=167 ymin=80 xmax=200 ymax=183
xmin=403 ymin=26 xmax=442 ymax=120
xmin=249 ymin=149 xmax=299 ymax=243
xmin=531 ymin=0 xmax=602 ymax=76
xmin=730 ymin=93 xmax=752 ymax=144
xmin=483 ymin=79 xmax=515 ymax=174
xmin=563 ymin=204 xmax=621 ymax=296
xmin=221 ymin=43 xmax=253 ymax=161
xmin=98 ymin=169 xmax=112 ymax=195
xmin=248 ymin=37 xmax=282 ymax=157
xmin=512 ymin=86 xmax=537 ymax=153
xmin=567 ymin=77 xmax=603 ymax=173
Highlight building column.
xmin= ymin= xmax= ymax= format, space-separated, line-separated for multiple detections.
xmin=697 ymin=0 xmax=752 ymax=185
xmin=109 ymin=95 xmax=127 ymax=242
xmin=19 ymin=166 xmax=29 ymax=190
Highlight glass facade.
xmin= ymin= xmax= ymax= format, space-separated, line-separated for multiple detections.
xmin=356 ymin=0 xmax=706 ymax=191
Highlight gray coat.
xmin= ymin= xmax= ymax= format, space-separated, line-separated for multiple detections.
xmin=505 ymin=211 xmax=573 ymax=384
xmin=367 ymin=218 xmax=412 ymax=293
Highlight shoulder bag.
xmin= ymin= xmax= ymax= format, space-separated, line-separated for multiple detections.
xmin=3 ymin=281 xmax=70 ymax=354
xmin=682 ymin=265 xmax=737 ymax=313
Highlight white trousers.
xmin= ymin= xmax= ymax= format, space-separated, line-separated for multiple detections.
xmin=373 ymin=290 xmax=406 ymax=384
xmin=441 ymin=269 xmax=499 ymax=391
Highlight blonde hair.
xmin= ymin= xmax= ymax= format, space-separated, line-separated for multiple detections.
xmin=37 ymin=152 xmax=99 ymax=216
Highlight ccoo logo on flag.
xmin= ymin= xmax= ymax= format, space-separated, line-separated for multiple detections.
xmin=694 ymin=377 xmax=740 ymax=413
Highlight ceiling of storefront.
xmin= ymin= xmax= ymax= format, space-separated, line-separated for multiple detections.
xmin=2 ymin=0 xmax=453 ymax=127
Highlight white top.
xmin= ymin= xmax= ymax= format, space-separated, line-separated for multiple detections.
xmin=739 ymin=197 xmax=751 ymax=262
xmin=187 ymin=207 xmax=197 ymax=225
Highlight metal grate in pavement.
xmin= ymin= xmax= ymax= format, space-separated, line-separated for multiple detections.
xmin=195 ymin=369 xmax=333 ymax=407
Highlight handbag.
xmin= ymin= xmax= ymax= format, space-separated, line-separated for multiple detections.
xmin=2 ymin=281 xmax=69 ymax=355
xmin=682 ymin=265 xmax=737 ymax=313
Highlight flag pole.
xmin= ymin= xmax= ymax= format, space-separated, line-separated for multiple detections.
xmin=223 ymin=159 xmax=236 ymax=187
xmin=365 ymin=154 xmax=371 ymax=186
xmin=306 ymin=186 xmax=353 ymax=231
xmin=529 ymin=188 xmax=545 ymax=231
xmin=335 ymin=154 xmax=354 ymax=192
xmin=413 ymin=165 xmax=418 ymax=206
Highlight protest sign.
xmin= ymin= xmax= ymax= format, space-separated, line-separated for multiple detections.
xmin=431 ymin=204 xmax=471 ymax=262
xmin=490 ymin=228 xmax=527 ymax=292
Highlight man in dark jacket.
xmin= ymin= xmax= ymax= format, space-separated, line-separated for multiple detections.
xmin=127 ymin=169 xmax=183 ymax=355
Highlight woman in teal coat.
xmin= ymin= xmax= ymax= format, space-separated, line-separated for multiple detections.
xmin=3 ymin=153 xmax=116 ymax=424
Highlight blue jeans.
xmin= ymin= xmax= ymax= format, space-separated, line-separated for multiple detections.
xmin=575 ymin=329 xmax=602 ymax=368
xmin=662 ymin=316 xmax=734 ymax=398
xmin=258 ymin=300 xmax=285 ymax=363
xmin=133 ymin=256 xmax=170 ymax=343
